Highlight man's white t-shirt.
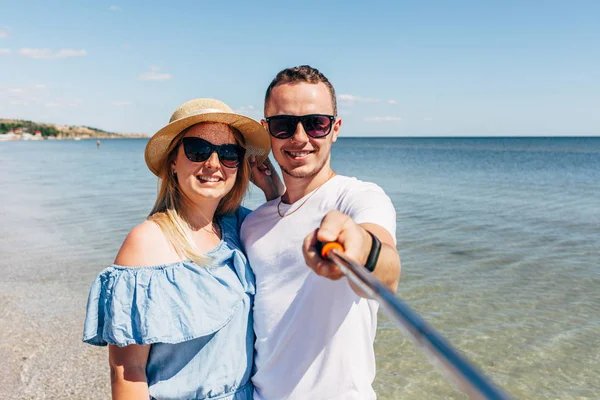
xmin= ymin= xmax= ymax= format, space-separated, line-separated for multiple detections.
xmin=240 ymin=175 xmax=397 ymax=400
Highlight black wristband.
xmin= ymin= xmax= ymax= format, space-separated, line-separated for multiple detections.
xmin=364 ymin=231 xmax=381 ymax=272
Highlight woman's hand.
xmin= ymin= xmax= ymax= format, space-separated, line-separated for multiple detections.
xmin=250 ymin=156 xmax=285 ymax=201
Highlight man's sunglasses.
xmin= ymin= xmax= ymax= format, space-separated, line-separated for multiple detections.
xmin=181 ymin=137 xmax=245 ymax=169
xmin=265 ymin=114 xmax=336 ymax=139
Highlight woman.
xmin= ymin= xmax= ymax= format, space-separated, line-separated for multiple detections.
xmin=83 ymin=98 xmax=281 ymax=399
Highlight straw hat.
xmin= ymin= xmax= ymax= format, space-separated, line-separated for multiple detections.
xmin=144 ymin=98 xmax=270 ymax=176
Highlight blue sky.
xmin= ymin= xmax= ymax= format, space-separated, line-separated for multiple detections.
xmin=1 ymin=1 xmax=598 ymax=136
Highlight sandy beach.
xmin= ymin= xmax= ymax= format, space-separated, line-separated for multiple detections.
xmin=0 ymin=200 xmax=111 ymax=399
xmin=0 ymin=141 xmax=148 ymax=398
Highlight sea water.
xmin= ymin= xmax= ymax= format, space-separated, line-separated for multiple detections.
xmin=0 ymin=137 xmax=598 ymax=399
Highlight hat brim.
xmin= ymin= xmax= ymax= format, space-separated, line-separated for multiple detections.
xmin=145 ymin=112 xmax=270 ymax=176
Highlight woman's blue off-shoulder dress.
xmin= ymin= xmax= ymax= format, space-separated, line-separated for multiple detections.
xmin=82 ymin=208 xmax=254 ymax=400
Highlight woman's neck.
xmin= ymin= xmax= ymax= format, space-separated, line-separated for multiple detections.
xmin=180 ymin=200 xmax=219 ymax=231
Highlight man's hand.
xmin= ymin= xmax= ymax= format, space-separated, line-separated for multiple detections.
xmin=302 ymin=210 xmax=372 ymax=280
xmin=303 ymin=210 xmax=401 ymax=295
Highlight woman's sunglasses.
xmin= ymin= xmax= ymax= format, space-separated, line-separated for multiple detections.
xmin=265 ymin=114 xmax=336 ymax=139
xmin=181 ymin=137 xmax=245 ymax=169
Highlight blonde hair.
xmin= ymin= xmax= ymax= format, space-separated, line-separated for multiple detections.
xmin=147 ymin=123 xmax=250 ymax=265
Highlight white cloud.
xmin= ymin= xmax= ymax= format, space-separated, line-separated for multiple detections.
xmin=139 ymin=72 xmax=173 ymax=81
xmin=387 ymin=99 xmax=397 ymax=104
xmin=9 ymin=99 xmax=28 ymax=105
xmin=0 ymin=48 xmax=11 ymax=55
xmin=0 ymin=28 xmax=9 ymax=39
xmin=18 ymin=48 xmax=87 ymax=59
xmin=44 ymin=98 xmax=82 ymax=108
xmin=234 ymin=105 xmax=260 ymax=117
xmin=338 ymin=94 xmax=381 ymax=104
xmin=338 ymin=94 xmax=359 ymax=102
xmin=57 ymin=49 xmax=87 ymax=58
xmin=3 ymin=84 xmax=46 ymax=94
xmin=1 ymin=85 xmax=46 ymax=106
xmin=364 ymin=116 xmax=402 ymax=122
xmin=235 ymin=105 xmax=255 ymax=111
xmin=108 ymin=5 xmax=121 ymax=11
xmin=112 ymin=101 xmax=132 ymax=106
xmin=139 ymin=67 xmax=173 ymax=81
xmin=19 ymin=48 xmax=53 ymax=59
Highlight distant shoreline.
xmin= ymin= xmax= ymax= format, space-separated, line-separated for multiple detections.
xmin=337 ymin=135 xmax=600 ymax=139
xmin=0 ymin=118 xmax=149 ymax=140
xmin=0 ymin=135 xmax=148 ymax=141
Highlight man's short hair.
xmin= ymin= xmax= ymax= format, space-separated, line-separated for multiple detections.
xmin=264 ymin=65 xmax=337 ymax=116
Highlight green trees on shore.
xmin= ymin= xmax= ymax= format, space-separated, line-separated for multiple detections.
xmin=0 ymin=121 xmax=59 ymax=136
xmin=0 ymin=119 xmax=147 ymax=138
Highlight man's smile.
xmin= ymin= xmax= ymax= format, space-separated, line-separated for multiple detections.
xmin=284 ymin=150 xmax=315 ymax=160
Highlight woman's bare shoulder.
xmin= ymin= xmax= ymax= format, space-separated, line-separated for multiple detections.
xmin=114 ymin=220 xmax=181 ymax=267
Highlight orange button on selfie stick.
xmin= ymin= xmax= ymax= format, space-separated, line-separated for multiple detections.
xmin=319 ymin=242 xmax=344 ymax=259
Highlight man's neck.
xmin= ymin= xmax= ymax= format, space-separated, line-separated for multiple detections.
xmin=282 ymin=166 xmax=335 ymax=204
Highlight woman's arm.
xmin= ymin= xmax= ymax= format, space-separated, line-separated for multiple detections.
xmin=107 ymin=222 xmax=178 ymax=399
xmin=109 ymin=344 xmax=151 ymax=400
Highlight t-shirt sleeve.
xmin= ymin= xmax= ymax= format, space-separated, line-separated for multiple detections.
xmin=341 ymin=182 xmax=397 ymax=245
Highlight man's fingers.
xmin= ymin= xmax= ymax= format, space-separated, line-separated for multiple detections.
xmin=317 ymin=211 xmax=371 ymax=266
xmin=302 ymin=229 xmax=320 ymax=268
xmin=316 ymin=262 xmax=344 ymax=280
xmin=304 ymin=229 xmax=344 ymax=279
xmin=317 ymin=210 xmax=350 ymax=243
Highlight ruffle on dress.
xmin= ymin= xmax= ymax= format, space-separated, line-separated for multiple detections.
xmin=83 ymin=207 xmax=255 ymax=347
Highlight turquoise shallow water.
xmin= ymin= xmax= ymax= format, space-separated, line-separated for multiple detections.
xmin=0 ymin=137 xmax=598 ymax=399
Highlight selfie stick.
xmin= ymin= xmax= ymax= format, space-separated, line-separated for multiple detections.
xmin=318 ymin=242 xmax=512 ymax=400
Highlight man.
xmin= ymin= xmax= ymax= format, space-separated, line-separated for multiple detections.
xmin=241 ymin=65 xmax=401 ymax=400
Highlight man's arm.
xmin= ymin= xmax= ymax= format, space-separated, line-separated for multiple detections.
xmin=358 ymin=222 xmax=400 ymax=293
xmin=302 ymin=210 xmax=401 ymax=295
